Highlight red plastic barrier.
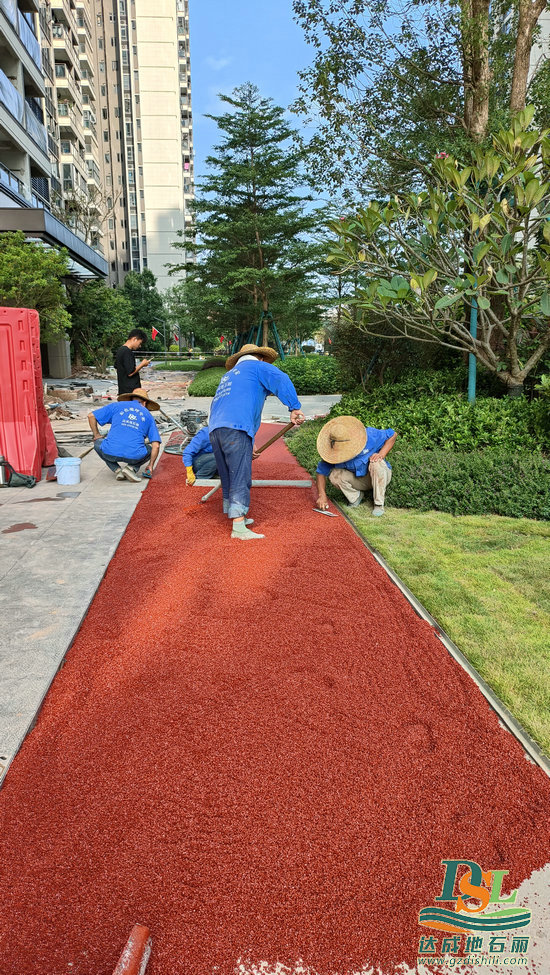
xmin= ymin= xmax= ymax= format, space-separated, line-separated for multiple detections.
xmin=0 ymin=308 xmax=44 ymax=479
xmin=28 ymin=310 xmax=57 ymax=466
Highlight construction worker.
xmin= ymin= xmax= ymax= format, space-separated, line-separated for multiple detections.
xmin=208 ymin=343 xmax=305 ymax=539
xmin=182 ymin=427 xmax=218 ymax=484
xmin=88 ymin=388 xmax=161 ymax=482
xmin=315 ymin=415 xmax=397 ymax=516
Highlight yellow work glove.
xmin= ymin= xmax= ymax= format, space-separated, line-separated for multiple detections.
xmin=185 ymin=466 xmax=196 ymax=486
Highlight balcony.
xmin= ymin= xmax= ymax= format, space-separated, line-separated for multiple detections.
xmin=58 ymin=100 xmax=81 ymax=137
xmin=50 ymin=0 xmax=76 ymax=30
xmin=75 ymin=6 xmax=91 ymax=39
xmin=0 ymin=67 xmax=24 ymax=125
xmin=54 ymin=62 xmax=80 ymax=104
xmin=78 ymin=33 xmax=93 ymax=71
xmin=0 ymin=0 xmax=17 ymax=27
xmin=80 ymin=68 xmax=95 ymax=98
xmin=25 ymin=103 xmax=48 ymax=153
xmin=17 ymin=10 xmax=41 ymax=68
xmin=52 ymin=23 xmax=81 ymax=77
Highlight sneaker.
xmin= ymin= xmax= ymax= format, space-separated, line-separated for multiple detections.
xmin=245 ymin=518 xmax=254 ymax=525
xmin=231 ymin=524 xmax=264 ymax=540
xmin=119 ymin=464 xmax=141 ymax=483
xmin=348 ymin=491 xmax=364 ymax=508
xmin=372 ymin=505 xmax=385 ymax=517
xmin=115 ymin=467 xmax=126 ymax=480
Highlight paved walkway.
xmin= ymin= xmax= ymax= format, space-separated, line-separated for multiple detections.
xmin=0 ymin=395 xmax=340 ymax=785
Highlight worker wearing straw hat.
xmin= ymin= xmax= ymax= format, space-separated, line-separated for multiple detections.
xmin=208 ymin=344 xmax=305 ymax=540
xmin=88 ymin=388 xmax=161 ymax=482
xmin=315 ymin=416 xmax=397 ymax=516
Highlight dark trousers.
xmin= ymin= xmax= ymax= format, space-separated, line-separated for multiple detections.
xmin=94 ymin=439 xmax=151 ymax=473
xmin=193 ymin=451 xmax=218 ymax=479
xmin=209 ymin=427 xmax=253 ymax=518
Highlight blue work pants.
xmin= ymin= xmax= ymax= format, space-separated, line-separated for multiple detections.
xmin=208 ymin=427 xmax=253 ymax=518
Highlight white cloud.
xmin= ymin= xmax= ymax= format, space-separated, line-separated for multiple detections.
xmin=205 ymin=56 xmax=232 ymax=71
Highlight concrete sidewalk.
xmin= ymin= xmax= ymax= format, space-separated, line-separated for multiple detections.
xmin=0 ymin=394 xmax=340 ymax=786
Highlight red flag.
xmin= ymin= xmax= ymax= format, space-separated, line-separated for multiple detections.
xmin=328 ymin=337 xmax=332 ymax=345
xmin=152 ymin=327 xmax=159 ymax=341
xmin=173 ymin=335 xmax=179 ymax=345
xmin=220 ymin=335 xmax=225 ymax=342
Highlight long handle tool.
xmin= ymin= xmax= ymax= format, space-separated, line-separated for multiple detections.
xmin=200 ymin=421 xmax=294 ymax=503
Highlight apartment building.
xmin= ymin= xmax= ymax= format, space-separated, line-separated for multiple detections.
xmin=1 ymin=0 xmax=193 ymax=294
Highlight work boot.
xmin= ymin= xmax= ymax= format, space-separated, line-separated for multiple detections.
xmin=231 ymin=519 xmax=264 ymax=540
xmin=119 ymin=464 xmax=141 ymax=483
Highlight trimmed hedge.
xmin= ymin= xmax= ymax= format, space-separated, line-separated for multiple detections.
xmin=188 ymin=354 xmax=355 ymax=396
xmin=188 ymin=367 xmax=225 ymax=396
xmin=275 ymin=355 xmax=355 ymax=394
xmin=332 ymin=370 xmax=549 ymax=454
xmin=153 ymin=359 xmax=204 ymax=371
xmin=286 ymin=420 xmax=550 ymax=520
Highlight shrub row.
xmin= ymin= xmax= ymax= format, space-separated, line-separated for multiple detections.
xmin=286 ymin=421 xmax=550 ymax=520
xmin=153 ymin=359 xmax=204 ymax=371
xmin=275 ymin=355 xmax=355 ymax=394
xmin=188 ymin=354 xmax=354 ymax=396
xmin=333 ymin=384 xmax=549 ymax=453
xmin=188 ymin=367 xmax=225 ymax=396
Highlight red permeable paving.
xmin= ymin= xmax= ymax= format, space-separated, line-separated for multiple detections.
xmin=0 ymin=427 xmax=549 ymax=975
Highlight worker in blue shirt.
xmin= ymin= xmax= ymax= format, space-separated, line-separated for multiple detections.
xmin=208 ymin=343 xmax=305 ymax=540
xmin=182 ymin=426 xmax=218 ymax=484
xmin=88 ymin=388 xmax=161 ymax=482
xmin=315 ymin=415 xmax=397 ymax=517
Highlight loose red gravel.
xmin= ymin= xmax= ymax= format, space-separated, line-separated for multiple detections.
xmin=0 ymin=426 xmax=549 ymax=975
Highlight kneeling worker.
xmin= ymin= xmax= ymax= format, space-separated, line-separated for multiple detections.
xmin=88 ymin=388 xmax=161 ymax=481
xmin=182 ymin=426 xmax=218 ymax=484
xmin=315 ymin=416 xmax=397 ymax=517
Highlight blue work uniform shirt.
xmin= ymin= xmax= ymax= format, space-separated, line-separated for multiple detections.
xmin=316 ymin=426 xmax=395 ymax=477
xmin=182 ymin=427 xmax=213 ymax=467
xmin=93 ymin=401 xmax=161 ymax=460
xmin=208 ymin=359 xmax=301 ymax=440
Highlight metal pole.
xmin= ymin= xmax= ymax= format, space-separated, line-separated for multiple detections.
xmin=468 ymin=297 xmax=478 ymax=404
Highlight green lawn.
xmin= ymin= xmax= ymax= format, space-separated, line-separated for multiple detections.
xmin=345 ymin=506 xmax=550 ymax=756
xmin=153 ymin=360 xmax=204 ymax=371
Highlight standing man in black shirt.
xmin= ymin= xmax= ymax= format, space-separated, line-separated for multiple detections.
xmin=114 ymin=329 xmax=151 ymax=395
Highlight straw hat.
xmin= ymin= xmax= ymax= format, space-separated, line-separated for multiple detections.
xmin=117 ymin=388 xmax=160 ymax=411
xmin=317 ymin=416 xmax=367 ymax=464
xmin=225 ymin=344 xmax=278 ymax=371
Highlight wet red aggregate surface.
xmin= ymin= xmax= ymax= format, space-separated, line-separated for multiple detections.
xmin=0 ymin=427 xmax=549 ymax=975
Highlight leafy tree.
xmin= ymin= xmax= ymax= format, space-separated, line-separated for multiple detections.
xmin=0 ymin=231 xmax=71 ymax=341
xmin=326 ymin=108 xmax=550 ymax=393
xmin=169 ymin=82 xmax=326 ymax=346
xmin=292 ymin=0 xmax=548 ymax=198
xmin=163 ymin=279 xmax=223 ymax=351
xmin=122 ymin=268 xmax=166 ymax=350
xmin=68 ymin=281 xmax=135 ymax=371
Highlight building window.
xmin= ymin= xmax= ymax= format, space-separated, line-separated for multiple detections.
xmin=134 ymin=70 xmax=139 ymax=85
xmin=97 ymin=14 xmax=102 ymax=24
xmin=114 ymin=107 xmax=120 ymax=117
xmin=105 ymin=152 xmax=110 ymax=162
xmin=112 ymin=61 xmax=119 ymax=70
xmin=120 ymin=0 xmax=125 ymax=11
xmin=121 ymin=25 xmax=127 ymax=39
xmin=123 ymin=262 xmax=129 ymax=271
xmin=121 ymin=241 xmax=126 ymax=249
xmin=99 ymin=61 xmax=105 ymax=72
xmin=108 ymin=218 xmax=114 ymax=228
xmin=110 ymin=240 xmax=115 ymax=250
xmin=98 ymin=38 xmax=103 ymax=49
xmin=111 ymin=261 xmax=116 ymax=270
xmin=102 ymin=108 xmax=107 ymax=119
xmin=133 ymin=260 xmax=140 ymax=270
xmin=117 ymin=153 xmax=121 ymax=162
xmin=103 ymin=130 xmax=109 ymax=141
xmin=122 ymin=50 xmax=128 ymax=64
xmin=101 ymin=84 xmax=106 ymax=96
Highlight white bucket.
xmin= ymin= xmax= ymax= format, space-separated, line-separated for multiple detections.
xmin=55 ymin=456 xmax=82 ymax=485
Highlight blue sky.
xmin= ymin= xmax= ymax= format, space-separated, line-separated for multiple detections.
xmin=188 ymin=0 xmax=311 ymax=182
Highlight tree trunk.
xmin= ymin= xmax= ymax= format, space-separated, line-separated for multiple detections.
xmin=461 ymin=0 xmax=491 ymax=142
xmin=510 ymin=0 xmax=548 ymax=114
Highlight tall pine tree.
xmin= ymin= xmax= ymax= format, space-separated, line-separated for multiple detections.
xmin=169 ymin=83 xmax=325 ymax=347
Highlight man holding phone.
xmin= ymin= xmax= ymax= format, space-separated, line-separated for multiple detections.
xmin=115 ymin=329 xmax=152 ymax=395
